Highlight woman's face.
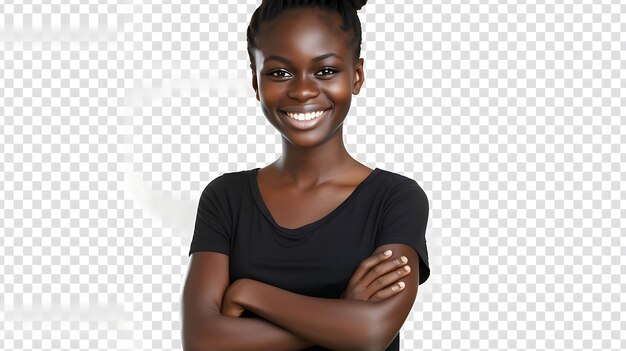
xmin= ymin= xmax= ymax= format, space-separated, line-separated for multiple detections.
xmin=251 ymin=7 xmax=365 ymax=147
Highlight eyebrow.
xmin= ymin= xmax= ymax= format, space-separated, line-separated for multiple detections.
xmin=263 ymin=52 xmax=343 ymax=64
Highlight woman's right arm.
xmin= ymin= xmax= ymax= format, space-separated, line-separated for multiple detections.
xmin=181 ymin=251 xmax=315 ymax=351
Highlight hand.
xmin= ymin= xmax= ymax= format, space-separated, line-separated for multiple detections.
xmin=220 ymin=279 xmax=248 ymax=318
xmin=340 ymin=250 xmax=411 ymax=302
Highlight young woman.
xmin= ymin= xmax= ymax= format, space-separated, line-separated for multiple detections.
xmin=182 ymin=1 xmax=430 ymax=350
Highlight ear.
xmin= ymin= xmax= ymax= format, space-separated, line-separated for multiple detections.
xmin=251 ymin=64 xmax=260 ymax=101
xmin=352 ymin=58 xmax=365 ymax=95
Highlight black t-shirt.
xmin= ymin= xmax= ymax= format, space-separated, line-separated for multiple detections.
xmin=189 ymin=167 xmax=430 ymax=351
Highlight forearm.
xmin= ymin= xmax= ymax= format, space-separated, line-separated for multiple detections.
xmin=189 ymin=314 xmax=315 ymax=351
xmin=238 ymin=280 xmax=380 ymax=351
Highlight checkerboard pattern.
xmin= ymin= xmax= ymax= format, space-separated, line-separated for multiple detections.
xmin=1 ymin=1 xmax=623 ymax=350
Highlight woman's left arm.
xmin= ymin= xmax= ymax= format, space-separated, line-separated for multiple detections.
xmin=227 ymin=243 xmax=421 ymax=351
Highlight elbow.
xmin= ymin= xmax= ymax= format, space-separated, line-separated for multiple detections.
xmin=332 ymin=316 xmax=387 ymax=351
xmin=359 ymin=334 xmax=387 ymax=351
xmin=182 ymin=341 xmax=198 ymax=351
xmin=181 ymin=320 xmax=197 ymax=351
xmin=358 ymin=315 xmax=398 ymax=351
xmin=181 ymin=329 xmax=204 ymax=351
xmin=182 ymin=331 xmax=218 ymax=351
xmin=360 ymin=331 xmax=393 ymax=351
xmin=181 ymin=334 xmax=200 ymax=351
xmin=182 ymin=315 xmax=222 ymax=351
xmin=181 ymin=319 xmax=201 ymax=351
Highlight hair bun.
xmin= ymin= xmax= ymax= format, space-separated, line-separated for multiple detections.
xmin=346 ymin=0 xmax=367 ymax=11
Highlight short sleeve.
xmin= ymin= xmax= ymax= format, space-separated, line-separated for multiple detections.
xmin=376 ymin=179 xmax=430 ymax=285
xmin=188 ymin=179 xmax=232 ymax=256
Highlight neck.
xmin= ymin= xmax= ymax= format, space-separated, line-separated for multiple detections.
xmin=272 ymin=130 xmax=358 ymax=187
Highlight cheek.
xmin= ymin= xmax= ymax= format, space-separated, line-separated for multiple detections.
xmin=258 ymin=80 xmax=283 ymax=102
xmin=325 ymin=78 xmax=352 ymax=105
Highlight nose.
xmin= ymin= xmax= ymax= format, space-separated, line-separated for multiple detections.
xmin=287 ymin=74 xmax=320 ymax=101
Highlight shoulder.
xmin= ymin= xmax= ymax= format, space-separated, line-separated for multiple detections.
xmin=202 ymin=168 xmax=253 ymax=192
xmin=199 ymin=168 xmax=255 ymax=204
xmin=376 ymin=168 xmax=429 ymax=202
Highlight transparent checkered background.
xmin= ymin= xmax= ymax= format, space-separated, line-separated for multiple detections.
xmin=0 ymin=1 xmax=624 ymax=350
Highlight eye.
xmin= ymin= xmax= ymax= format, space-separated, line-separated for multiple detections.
xmin=315 ymin=67 xmax=338 ymax=76
xmin=268 ymin=69 xmax=291 ymax=78
xmin=266 ymin=67 xmax=339 ymax=79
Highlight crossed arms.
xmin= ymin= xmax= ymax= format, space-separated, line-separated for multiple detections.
xmin=182 ymin=243 xmax=421 ymax=351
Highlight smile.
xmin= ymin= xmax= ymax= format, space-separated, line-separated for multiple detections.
xmin=279 ymin=109 xmax=331 ymax=130
xmin=284 ymin=110 xmax=327 ymax=121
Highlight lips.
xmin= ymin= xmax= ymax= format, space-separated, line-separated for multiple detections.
xmin=279 ymin=108 xmax=331 ymax=131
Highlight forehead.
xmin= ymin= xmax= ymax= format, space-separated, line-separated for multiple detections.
xmin=255 ymin=7 xmax=352 ymax=60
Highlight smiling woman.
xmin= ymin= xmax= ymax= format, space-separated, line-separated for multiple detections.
xmin=181 ymin=1 xmax=431 ymax=351
xmin=249 ymin=4 xmax=364 ymax=147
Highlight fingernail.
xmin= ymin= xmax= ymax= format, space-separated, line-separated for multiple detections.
xmin=398 ymin=281 xmax=405 ymax=288
xmin=384 ymin=250 xmax=392 ymax=256
xmin=400 ymin=256 xmax=407 ymax=263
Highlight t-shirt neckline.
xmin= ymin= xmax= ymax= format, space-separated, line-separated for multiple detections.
xmin=249 ymin=167 xmax=381 ymax=235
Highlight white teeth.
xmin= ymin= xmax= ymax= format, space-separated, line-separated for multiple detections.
xmin=285 ymin=110 xmax=326 ymax=121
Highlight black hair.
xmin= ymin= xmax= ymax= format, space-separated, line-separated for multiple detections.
xmin=247 ymin=0 xmax=368 ymax=69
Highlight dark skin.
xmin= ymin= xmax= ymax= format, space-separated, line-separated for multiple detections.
xmin=181 ymin=7 xmax=421 ymax=351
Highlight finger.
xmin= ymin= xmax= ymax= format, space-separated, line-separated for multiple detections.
xmin=347 ymin=250 xmax=394 ymax=287
xmin=361 ymin=255 xmax=410 ymax=288
xmin=369 ymin=281 xmax=406 ymax=302
xmin=365 ymin=265 xmax=410 ymax=300
xmin=366 ymin=263 xmax=410 ymax=292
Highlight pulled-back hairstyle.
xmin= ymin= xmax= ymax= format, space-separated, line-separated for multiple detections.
xmin=247 ymin=0 xmax=368 ymax=69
